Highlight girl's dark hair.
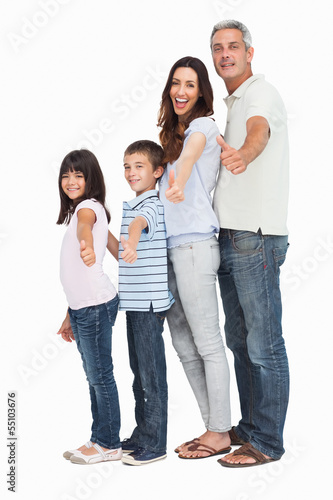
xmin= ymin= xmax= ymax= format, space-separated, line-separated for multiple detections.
xmin=157 ymin=56 xmax=214 ymax=164
xmin=56 ymin=149 xmax=110 ymax=225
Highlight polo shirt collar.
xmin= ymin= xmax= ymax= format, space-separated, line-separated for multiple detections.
xmin=126 ymin=189 xmax=158 ymax=209
xmin=224 ymin=74 xmax=265 ymax=102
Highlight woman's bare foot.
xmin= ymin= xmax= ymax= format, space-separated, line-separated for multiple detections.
xmin=175 ymin=438 xmax=199 ymax=454
xmin=178 ymin=430 xmax=231 ymax=458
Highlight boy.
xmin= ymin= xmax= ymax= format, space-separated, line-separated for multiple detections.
xmin=119 ymin=140 xmax=174 ymax=466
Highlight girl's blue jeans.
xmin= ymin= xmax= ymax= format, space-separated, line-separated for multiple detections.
xmin=68 ymin=295 xmax=121 ymax=450
xmin=218 ymin=229 xmax=290 ymax=460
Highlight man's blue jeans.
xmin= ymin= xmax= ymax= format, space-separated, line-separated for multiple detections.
xmin=218 ymin=229 xmax=289 ymax=459
xmin=69 ymin=296 xmax=121 ymax=450
xmin=126 ymin=306 xmax=168 ymax=454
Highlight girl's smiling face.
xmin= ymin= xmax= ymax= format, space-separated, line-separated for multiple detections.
xmin=61 ymin=170 xmax=86 ymax=200
xmin=169 ymin=67 xmax=202 ymax=122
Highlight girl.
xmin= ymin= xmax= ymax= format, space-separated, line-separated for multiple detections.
xmin=158 ymin=57 xmax=232 ymax=459
xmin=56 ymin=149 xmax=122 ymax=464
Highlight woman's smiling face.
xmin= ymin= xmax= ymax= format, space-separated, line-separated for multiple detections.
xmin=169 ymin=67 xmax=202 ymax=122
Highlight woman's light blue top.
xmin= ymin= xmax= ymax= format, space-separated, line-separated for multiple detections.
xmin=159 ymin=117 xmax=221 ymax=249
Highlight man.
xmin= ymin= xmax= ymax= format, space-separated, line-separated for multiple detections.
xmin=211 ymin=20 xmax=290 ymax=468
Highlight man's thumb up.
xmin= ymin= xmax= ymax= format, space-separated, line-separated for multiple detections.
xmin=216 ymin=134 xmax=231 ymax=151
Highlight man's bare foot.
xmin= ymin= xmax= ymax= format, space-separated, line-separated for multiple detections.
xmin=219 ymin=443 xmax=274 ymax=466
xmin=178 ymin=430 xmax=231 ymax=458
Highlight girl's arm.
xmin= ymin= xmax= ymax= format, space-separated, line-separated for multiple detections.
xmin=166 ymin=131 xmax=206 ymax=204
xmin=120 ymin=216 xmax=147 ymax=264
xmin=77 ymin=208 xmax=96 ymax=267
xmin=107 ymin=230 xmax=119 ymax=261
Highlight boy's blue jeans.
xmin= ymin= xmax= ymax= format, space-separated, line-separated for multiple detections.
xmin=218 ymin=229 xmax=289 ymax=460
xmin=126 ymin=306 xmax=168 ymax=454
xmin=68 ymin=295 xmax=121 ymax=450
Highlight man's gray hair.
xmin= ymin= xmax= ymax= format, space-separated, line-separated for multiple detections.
xmin=210 ymin=20 xmax=252 ymax=51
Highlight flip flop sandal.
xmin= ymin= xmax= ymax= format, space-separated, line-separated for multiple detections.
xmin=217 ymin=443 xmax=277 ymax=468
xmin=228 ymin=427 xmax=247 ymax=446
xmin=174 ymin=438 xmax=200 ymax=454
xmin=178 ymin=441 xmax=231 ymax=459
xmin=70 ymin=443 xmax=122 ymax=464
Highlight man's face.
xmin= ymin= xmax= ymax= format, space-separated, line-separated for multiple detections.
xmin=211 ymin=28 xmax=253 ymax=92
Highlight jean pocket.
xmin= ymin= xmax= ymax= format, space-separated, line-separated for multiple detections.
xmin=231 ymin=230 xmax=263 ymax=255
xmin=210 ymin=239 xmax=220 ymax=273
xmin=106 ymin=295 xmax=119 ymax=326
xmin=177 ymin=242 xmax=193 ymax=250
xmin=273 ymin=243 xmax=289 ymax=270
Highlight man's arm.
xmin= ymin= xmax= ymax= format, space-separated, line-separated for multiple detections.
xmin=57 ymin=310 xmax=75 ymax=343
xmin=218 ymin=116 xmax=270 ymax=175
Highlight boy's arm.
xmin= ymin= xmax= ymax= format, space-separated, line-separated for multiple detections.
xmin=107 ymin=230 xmax=119 ymax=261
xmin=121 ymin=216 xmax=147 ymax=264
xmin=166 ymin=131 xmax=206 ymax=204
xmin=77 ymin=208 xmax=96 ymax=267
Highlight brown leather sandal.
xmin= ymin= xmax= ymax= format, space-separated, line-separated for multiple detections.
xmin=228 ymin=426 xmax=247 ymax=446
xmin=217 ymin=443 xmax=277 ymax=468
xmin=178 ymin=441 xmax=231 ymax=459
xmin=174 ymin=438 xmax=199 ymax=454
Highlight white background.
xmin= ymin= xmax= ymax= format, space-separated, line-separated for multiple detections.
xmin=1 ymin=0 xmax=332 ymax=499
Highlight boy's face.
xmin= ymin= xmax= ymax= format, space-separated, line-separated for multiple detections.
xmin=124 ymin=152 xmax=163 ymax=196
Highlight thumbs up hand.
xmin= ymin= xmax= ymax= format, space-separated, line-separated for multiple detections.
xmin=165 ymin=169 xmax=185 ymax=204
xmin=216 ymin=135 xmax=248 ymax=175
xmin=120 ymin=235 xmax=137 ymax=264
xmin=80 ymin=240 xmax=96 ymax=267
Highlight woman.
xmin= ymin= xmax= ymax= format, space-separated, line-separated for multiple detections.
xmin=158 ymin=56 xmax=231 ymax=459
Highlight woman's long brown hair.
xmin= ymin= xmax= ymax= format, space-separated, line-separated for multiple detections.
xmin=157 ymin=56 xmax=214 ymax=164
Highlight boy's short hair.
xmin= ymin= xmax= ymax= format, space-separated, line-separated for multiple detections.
xmin=124 ymin=140 xmax=164 ymax=171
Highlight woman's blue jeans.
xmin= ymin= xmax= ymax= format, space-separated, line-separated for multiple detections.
xmin=68 ymin=295 xmax=121 ymax=450
xmin=126 ymin=306 xmax=168 ymax=453
xmin=218 ymin=229 xmax=290 ymax=459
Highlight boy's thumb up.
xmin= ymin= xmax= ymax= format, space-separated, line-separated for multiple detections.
xmin=80 ymin=240 xmax=86 ymax=251
xmin=120 ymin=235 xmax=127 ymax=249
